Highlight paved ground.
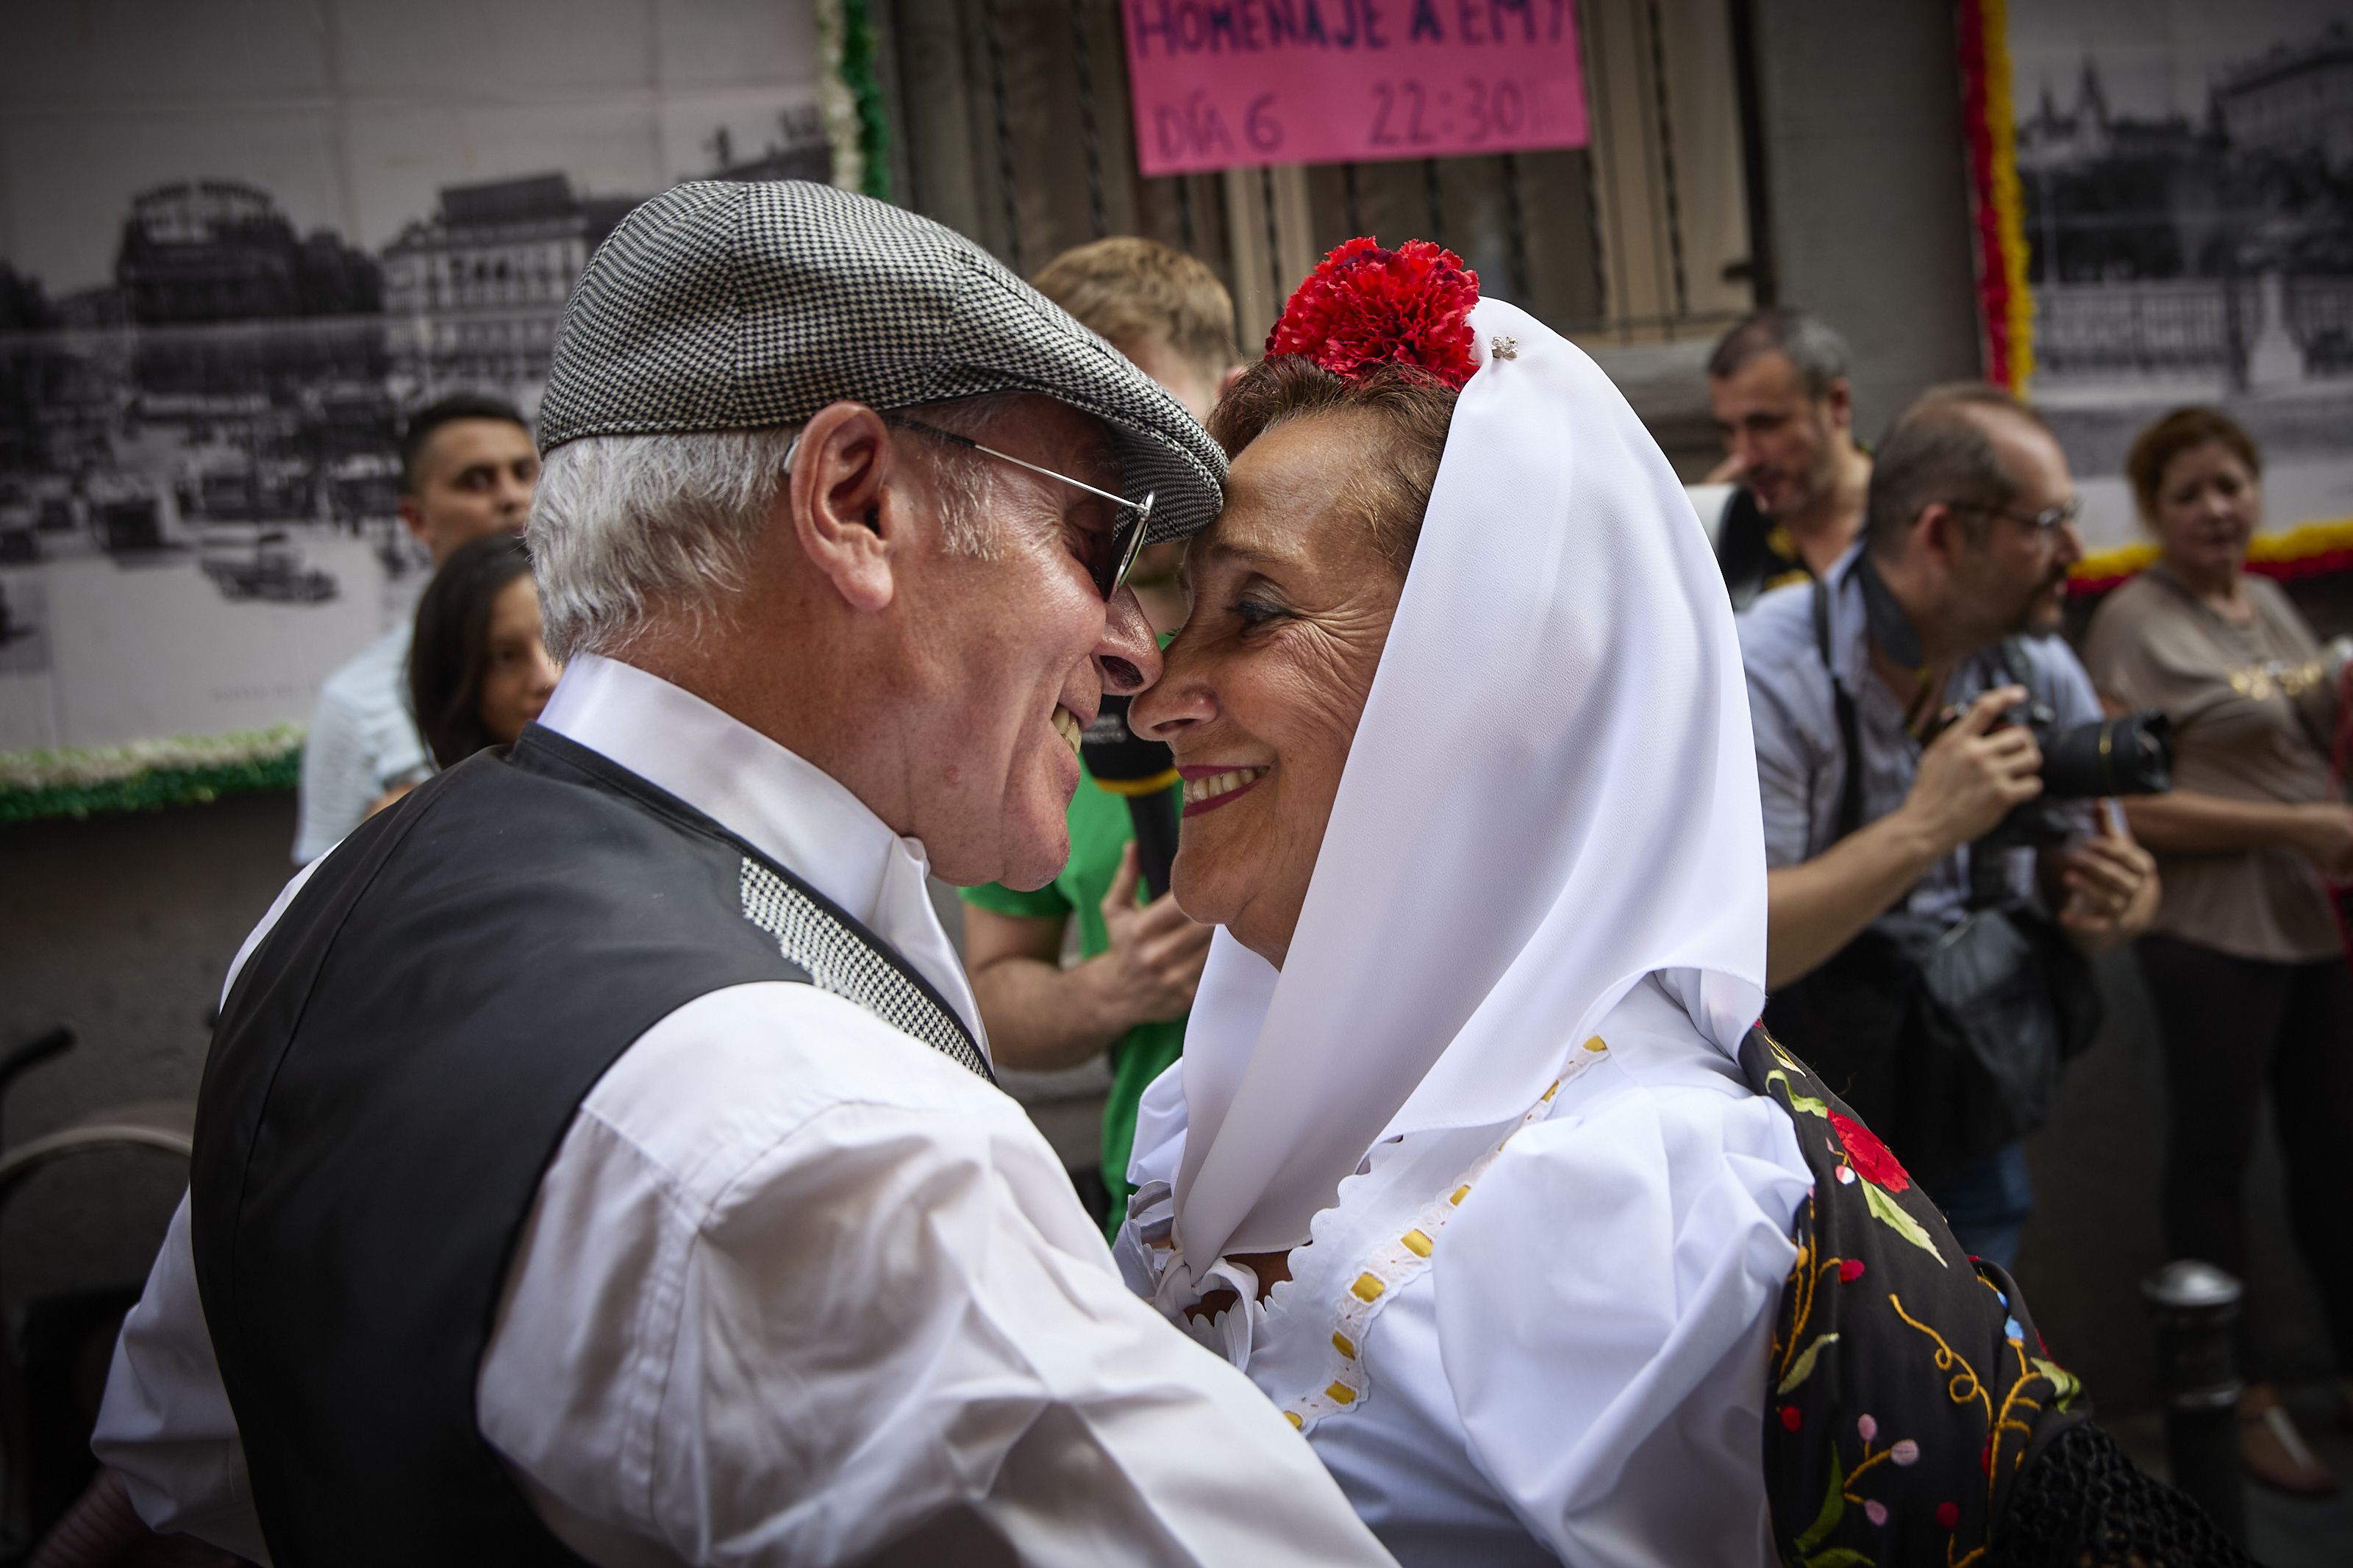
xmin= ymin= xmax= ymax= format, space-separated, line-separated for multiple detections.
xmin=2104 ymin=1383 xmax=2353 ymax=1567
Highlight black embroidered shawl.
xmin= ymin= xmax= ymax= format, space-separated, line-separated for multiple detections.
xmin=1742 ymin=1028 xmax=2250 ymax=1568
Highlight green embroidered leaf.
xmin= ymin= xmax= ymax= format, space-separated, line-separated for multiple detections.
xmin=1778 ymin=1333 xmax=1842 ymax=1395
xmin=1861 ymin=1181 xmax=1946 ymax=1265
xmin=2032 ymin=1356 xmax=2084 ymax=1411
xmin=1765 ymin=1069 xmax=1831 ymax=1118
xmin=1802 ymin=1550 xmax=1876 ymax=1568
xmin=1794 ymin=1447 xmax=1846 ymax=1554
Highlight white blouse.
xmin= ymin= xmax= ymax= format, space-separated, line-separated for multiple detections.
xmin=1118 ymin=975 xmax=1815 ymax=1568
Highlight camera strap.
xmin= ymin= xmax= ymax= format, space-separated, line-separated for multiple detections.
xmin=1992 ymin=635 xmax=2034 ymax=693
xmin=1812 ymin=576 xmax=1867 ymax=845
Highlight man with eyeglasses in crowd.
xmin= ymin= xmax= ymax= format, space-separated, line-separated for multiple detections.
xmin=1736 ymin=384 xmax=2159 ymax=1267
xmin=88 ymin=182 xmax=1394 ymax=1567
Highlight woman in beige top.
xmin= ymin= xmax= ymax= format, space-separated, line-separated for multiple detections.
xmin=2083 ymin=407 xmax=2353 ymax=1496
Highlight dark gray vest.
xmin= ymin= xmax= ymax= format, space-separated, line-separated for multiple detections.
xmin=190 ymin=726 xmax=987 ymax=1567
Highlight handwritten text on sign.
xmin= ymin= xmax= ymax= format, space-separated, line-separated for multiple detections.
xmin=1121 ymin=0 xmax=1588 ymax=176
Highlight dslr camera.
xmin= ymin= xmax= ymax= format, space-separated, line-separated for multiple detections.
xmin=1972 ymin=697 xmax=2174 ymax=848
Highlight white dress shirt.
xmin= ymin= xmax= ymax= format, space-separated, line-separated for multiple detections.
xmin=292 ymin=622 xmax=432 ymax=866
xmin=95 ymin=653 xmax=1395 ymax=1568
xmin=1118 ymin=976 xmax=1812 ymax=1567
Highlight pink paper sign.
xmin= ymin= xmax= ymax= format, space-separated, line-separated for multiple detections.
xmin=1121 ymin=0 xmax=1588 ymax=176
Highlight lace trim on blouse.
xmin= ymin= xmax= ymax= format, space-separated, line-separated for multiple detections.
xmin=1280 ymin=1035 xmax=1614 ymax=1436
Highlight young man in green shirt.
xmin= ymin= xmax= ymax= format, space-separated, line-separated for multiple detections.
xmin=962 ymin=238 xmax=1242 ymax=1233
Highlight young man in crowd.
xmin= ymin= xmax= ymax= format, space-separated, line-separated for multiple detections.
xmin=1706 ymin=307 xmax=1874 ymax=610
xmin=291 ymin=394 xmax=538 ymax=862
xmin=1738 ymin=384 xmax=2159 ymax=1268
xmin=960 ymin=237 xmax=1244 ymax=1230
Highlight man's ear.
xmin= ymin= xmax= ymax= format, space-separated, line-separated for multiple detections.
xmin=1915 ymin=501 xmax=1963 ymax=571
xmin=786 ymin=401 xmax=897 ymax=614
xmin=1823 ymin=377 xmax=1854 ymax=438
xmin=396 ymin=494 xmax=430 ymax=548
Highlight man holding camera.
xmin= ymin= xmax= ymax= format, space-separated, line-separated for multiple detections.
xmin=1739 ymin=384 xmax=2160 ymax=1267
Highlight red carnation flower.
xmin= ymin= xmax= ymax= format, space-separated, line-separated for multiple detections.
xmin=1266 ymin=237 xmax=1480 ymax=389
xmin=1829 ymin=1110 xmax=1912 ymax=1194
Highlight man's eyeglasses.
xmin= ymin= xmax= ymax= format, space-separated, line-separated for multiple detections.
xmin=1955 ymin=495 xmax=2082 ymax=537
xmin=782 ymin=415 xmax=1154 ymax=599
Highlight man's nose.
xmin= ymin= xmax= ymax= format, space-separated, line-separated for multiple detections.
xmin=1129 ymin=647 xmax=1200 ymax=742
xmin=1094 ymin=584 xmax=1163 ymax=696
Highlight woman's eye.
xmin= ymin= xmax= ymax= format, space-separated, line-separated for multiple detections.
xmin=1232 ymin=597 xmax=1288 ymax=627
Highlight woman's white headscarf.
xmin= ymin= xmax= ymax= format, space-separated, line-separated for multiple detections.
xmin=1168 ymin=296 xmax=1768 ymax=1278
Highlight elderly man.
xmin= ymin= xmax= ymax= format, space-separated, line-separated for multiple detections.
xmin=1705 ymin=308 xmax=1874 ymax=611
xmin=1739 ymin=384 xmax=2158 ymax=1268
xmin=90 ymin=184 xmax=1393 ymax=1567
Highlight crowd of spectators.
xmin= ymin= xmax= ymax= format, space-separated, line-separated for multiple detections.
xmin=1707 ymin=307 xmax=2352 ymax=1494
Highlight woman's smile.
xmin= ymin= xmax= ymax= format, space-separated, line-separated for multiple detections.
xmin=1179 ymin=763 xmax=1271 ymax=817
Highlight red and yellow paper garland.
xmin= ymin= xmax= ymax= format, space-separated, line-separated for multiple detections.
xmin=1957 ymin=0 xmax=2032 ymax=393
xmin=2068 ymin=518 xmax=2353 ymax=597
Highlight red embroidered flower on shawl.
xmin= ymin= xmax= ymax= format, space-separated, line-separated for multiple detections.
xmin=1265 ymin=237 xmax=1480 ymax=388
xmin=1828 ymin=1110 xmax=1912 ymax=1194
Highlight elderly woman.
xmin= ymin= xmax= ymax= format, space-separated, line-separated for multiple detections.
xmin=1118 ymin=241 xmax=2243 ymax=1567
xmin=2084 ymin=407 xmax=2353 ymax=1494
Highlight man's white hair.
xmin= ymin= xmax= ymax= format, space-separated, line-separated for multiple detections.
xmin=530 ymin=404 xmax=1008 ymax=661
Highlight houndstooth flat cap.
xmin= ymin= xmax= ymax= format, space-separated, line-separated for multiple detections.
xmin=538 ymin=180 xmax=1225 ymax=544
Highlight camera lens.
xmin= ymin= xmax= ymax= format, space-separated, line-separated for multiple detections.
xmin=2037 ymin=712 xmax=2173 ymax=799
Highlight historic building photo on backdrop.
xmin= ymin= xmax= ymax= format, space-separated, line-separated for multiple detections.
xmin=1973 ymin=0 xmax=2353 ymax=599
xmin=0 ymin=0 xmax=838 ymax=818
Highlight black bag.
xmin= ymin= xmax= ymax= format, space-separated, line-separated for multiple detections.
xmin=1916 ymin=902 xmax=2101 ymax=1130
xmin=1760 ymin=581 xmax=2101 ymax=1186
